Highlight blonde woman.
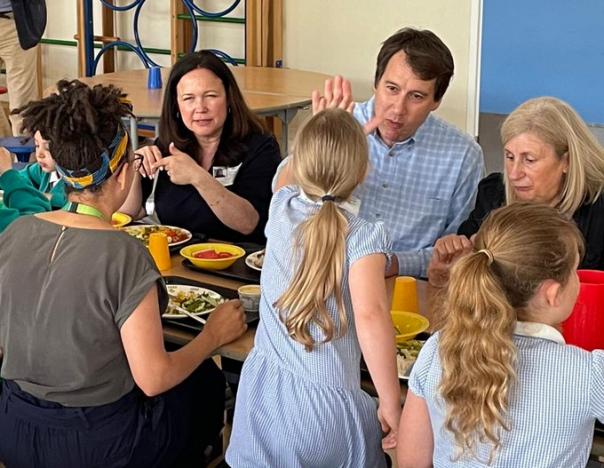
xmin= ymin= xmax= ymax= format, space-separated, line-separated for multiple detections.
xmin=428 ymin=97 xmax=604 ymax=287
xmin=226 ymin=109 xmax=401 ymax=467
xmin=398 ymin=203 xmax=604 ymax=467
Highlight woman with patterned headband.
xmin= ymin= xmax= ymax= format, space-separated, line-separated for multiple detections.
xmin=0 ymin=79 xmax=247 ymax=467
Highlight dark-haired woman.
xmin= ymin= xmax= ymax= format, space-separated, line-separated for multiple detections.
xmin=0 ymin=80 xmax=247 ymax=467
xmin=121 ymin=50 xmax=281 ymax=244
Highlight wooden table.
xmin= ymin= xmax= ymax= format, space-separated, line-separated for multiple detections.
xmin=161 ymin=253 xmax=431 ymax=363
xmin=75 ymin=67 xmax=333 ymax=152
xmin=160 ymin=259 xmax=604 ymax=462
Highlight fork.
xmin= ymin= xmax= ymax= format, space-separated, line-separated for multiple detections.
xmin=145 ymin=171 xmax=159 ymax=215
xmin=169 ymin=302 xmax=207 ymax=325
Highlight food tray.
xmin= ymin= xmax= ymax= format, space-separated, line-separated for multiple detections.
xmin=162 ymin=276 xmax=259 ymax=332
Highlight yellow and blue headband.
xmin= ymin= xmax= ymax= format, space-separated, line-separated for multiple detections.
xmin=56 ymin=124 xmax=130 ymax=190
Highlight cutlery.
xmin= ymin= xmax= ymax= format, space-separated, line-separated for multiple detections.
xmin=170 ymin=303 xmax=207 ymax=325
xmin=145 ymin=172 xmax=159 ymax=215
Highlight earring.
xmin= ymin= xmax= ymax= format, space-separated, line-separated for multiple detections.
xmin=228 ymin=107 xmax=231 ymax=114
xmin=176 ymin=111 xmax=180 ymax=119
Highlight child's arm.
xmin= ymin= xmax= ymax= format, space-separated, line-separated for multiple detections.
xmin=0 ymin=169 xmax=52 ymax=232
xmin=19 ymin=162 xmax=44 ymax=188
xmin=397 ymin=391 xmax=434 ymax=468
xmin=349 ymin=253 xmax=401 ymax=445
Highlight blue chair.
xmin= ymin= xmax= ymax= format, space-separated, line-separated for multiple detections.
xmin=0 ymin=136 xmax=35 ymax=163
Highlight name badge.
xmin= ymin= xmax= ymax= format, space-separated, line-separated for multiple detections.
xmin=212 ymin=163 xmax=242 ymax=187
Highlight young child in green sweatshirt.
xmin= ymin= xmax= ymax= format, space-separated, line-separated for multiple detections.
xmin=0 ymin=130 xmax=63 ymax=232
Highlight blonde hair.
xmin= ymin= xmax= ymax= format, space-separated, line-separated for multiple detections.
xmin=439 ymin=202 xmax=583 ymax=462
xmin=501 ymin=97 xmax=604 ymax=216
xmin=275 ymin=108 xmax=368 ymax=351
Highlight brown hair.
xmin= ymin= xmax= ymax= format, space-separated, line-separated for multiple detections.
xmin=275 ymin=109 xmax=368 ymax=351
xmin=157 ymin=50 xmax=266 ymax=166
xmin=15 ymin=79 xmax=133 ymax=193
xmin=374 ymin=27 xmax=454 ymax=101
xmin=439 ymin=202 xmax=583 ymax=462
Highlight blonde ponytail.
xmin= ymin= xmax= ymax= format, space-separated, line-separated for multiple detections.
xmin=277 ymin=201 xmax=348 ymax=351
xmin=275 ymin=108 xmax=368 ymax=351
xmin=439 ymin=202 xmax=584 ymax=462
xmin=440 ymin=252 xmax=517 ymax=463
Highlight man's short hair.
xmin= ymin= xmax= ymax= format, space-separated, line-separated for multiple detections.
xmin=374 ymin=27 xmax=454 ymax=102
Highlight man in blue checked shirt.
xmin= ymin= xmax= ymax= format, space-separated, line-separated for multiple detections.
xmin=354 ymin=28 xmax=484 ymax=278
xmin=279 ymin=28 xmax=484 ymax=278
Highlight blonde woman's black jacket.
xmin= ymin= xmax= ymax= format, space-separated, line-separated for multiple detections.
xmin=457 ymin=172 xmax=604 ymax=270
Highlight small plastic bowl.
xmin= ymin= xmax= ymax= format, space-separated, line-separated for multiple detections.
xmin=111 ymin=212 xmax=132 ymax=228
xmin=180 ymin=243 xmax=246 ymax=270
xmin=238 ymin=284 xmax=261 ymax=312
xmin=391 ymin=310 xmax=430 ymax=343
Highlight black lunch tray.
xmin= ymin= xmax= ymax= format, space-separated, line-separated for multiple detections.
xmin=169 ymin=232 xmax=208 ymax=254
xmin=181 ymin=242 xmax=262 ymax=284
xmin=162 ymin=275 xmax=259 ymax=333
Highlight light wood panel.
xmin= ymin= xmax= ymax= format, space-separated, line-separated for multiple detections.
xmin=71 ymin=67 xmax=332 ymax=118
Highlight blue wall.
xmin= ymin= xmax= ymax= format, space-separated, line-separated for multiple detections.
xmin=480 ymin=0 xmax=604 ymax=125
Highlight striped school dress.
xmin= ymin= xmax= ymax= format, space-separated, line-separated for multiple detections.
xmin=227 ymin=186 xmax=391 ymax=468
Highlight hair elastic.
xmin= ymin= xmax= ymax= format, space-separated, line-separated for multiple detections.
xmin=477 ymin=248 xmax=494 ymax=265
xmin=321 ymin=194 xmax=336 ymax=202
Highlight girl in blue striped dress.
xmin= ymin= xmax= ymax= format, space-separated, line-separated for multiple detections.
xmin=397 ymin=203 xmax=604 ymax=467
xmin=227 ymin=108 xmax=401 ymax=467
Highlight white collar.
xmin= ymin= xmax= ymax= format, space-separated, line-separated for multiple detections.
xmin=49 ymin=171 xmax=60 ymax=183
xmin=298 ymin=188 xmax=360 ymax=216
xmin=514 ymin=321 xmax=565 ymax=344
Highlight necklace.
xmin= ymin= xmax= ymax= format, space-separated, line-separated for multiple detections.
xmin=62 ymin=201 xmax=106 ymax=220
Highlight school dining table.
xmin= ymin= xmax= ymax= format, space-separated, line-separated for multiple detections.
xmin=160 ymin=252 xmax=433 ymax=364
xmin=74 ymin=66 xmax=333 ymax=153
xmin=157 ymin=257 xmax=604 ymax=463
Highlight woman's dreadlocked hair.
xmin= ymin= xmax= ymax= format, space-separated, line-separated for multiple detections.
xmin=14 ymin=79 xmax=133 ymax=192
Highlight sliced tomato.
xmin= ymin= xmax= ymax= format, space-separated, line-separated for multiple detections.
xmin=192 ymin=249 xmax=235 ymax=259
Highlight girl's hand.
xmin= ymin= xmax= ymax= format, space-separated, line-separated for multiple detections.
xmin=311 ymin=75 xmax=355 ymax=114
xmin=152 ymin=143 xmax=209 ymax=186
xmin=135 ymin=145 xmax=163 ymax=178
xmin=379 ymin=402 xmax=401 ymax=450
xmin=427 ymin=234 xmax=474 ymax=287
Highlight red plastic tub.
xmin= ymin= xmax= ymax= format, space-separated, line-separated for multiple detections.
xmin=562 ymin=270 xmax=604 ymax=351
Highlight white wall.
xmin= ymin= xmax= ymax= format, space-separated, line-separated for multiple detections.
xmin=31 ymin=0 xmax=478 ymax=134
xmin=283 ymin=0 xmax=479 ymax=134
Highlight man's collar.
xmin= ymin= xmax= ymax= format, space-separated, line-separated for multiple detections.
xmin=514 ymin=321 xmax=565 ymax=344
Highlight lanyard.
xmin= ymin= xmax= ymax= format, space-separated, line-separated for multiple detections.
xmin=62 ymin=201 xmax=106 ymax=220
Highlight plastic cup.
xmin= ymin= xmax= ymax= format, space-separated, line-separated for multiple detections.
xmin=148 ymin=232 xmax=172 ymax=271
xmin=391 ymin=276 xmax=418 ymax=313
xmin=147 ymin=66 xmax=162 ymax=89
xmin=238 ymin=284 xmax=261 ymax=312
xmin=562 ymin=270 xmax=604 ymax=351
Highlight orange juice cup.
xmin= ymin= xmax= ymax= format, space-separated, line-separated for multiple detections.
xmin=391 ymin=276 xmax=418 ymax=313
xmin=148 ymin=232 xmax=172 ymax=271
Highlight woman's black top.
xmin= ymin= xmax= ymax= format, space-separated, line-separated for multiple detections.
xmin=142 ymin=132 xmax=281 ymax=244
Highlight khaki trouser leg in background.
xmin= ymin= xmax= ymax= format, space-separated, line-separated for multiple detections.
xmin=0 ymin=104 xmax=11 ymax=137
xmin=0 ymin=16 xmax=40 ymax=136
